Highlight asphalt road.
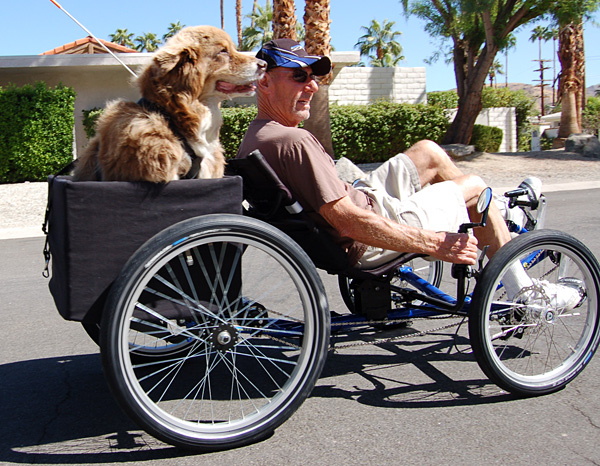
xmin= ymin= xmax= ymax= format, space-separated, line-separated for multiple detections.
xmin=1 ymin=189 xmax=600 ymax=466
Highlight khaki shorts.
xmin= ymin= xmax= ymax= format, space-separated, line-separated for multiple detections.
xmin=354 ymin=153 xmax=469 ymax=269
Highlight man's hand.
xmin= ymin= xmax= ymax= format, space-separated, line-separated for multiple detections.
xmin=320 ymin=196 xmax=480 ymax=265
xmin=430 ymin=232 xmax=479 ymax=265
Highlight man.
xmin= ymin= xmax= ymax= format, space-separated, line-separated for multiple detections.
xmin=237 ymin=39 xmax=579 ymax=307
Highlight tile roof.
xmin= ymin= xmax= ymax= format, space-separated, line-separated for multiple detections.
xmin=41 ymin=36 xmax=138 ymax=55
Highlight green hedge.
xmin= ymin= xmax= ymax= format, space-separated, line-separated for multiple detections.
xmin=330 ymin=101 xmax=449 ymax=163
xmin=220 ymin=106 xmax=258 ymax=158
xmin=470 ymin=124 xmax=503 ymax=152
xmin=221 ymin=101 xmax=449 ymax=163
xmin=583 ymin=96 xmax=600 ymax=136
xmin=82 ymin=107 xmax=103 ymax=139
xmin=0 ymin=82 xmax=75 ymax=183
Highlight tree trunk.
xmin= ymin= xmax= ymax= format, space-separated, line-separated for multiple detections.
xmin=220 ymin=0 xmax=224 ymax=29
xmin=303 ymin=0 xmax=334 ymax=157
xmin=443 ymin=43 xmax=496 ymax=145
xmin=557 ymin=22 xmax=583 ymax=140
xmin=443 ymin=89 xmax=484 ymax=145
xmin=272 ymin=0 xmax=297 ymax=40
xmin=251 ymin=0 xmax=258 ymax=27
xmin=236 ymin=0 xmax=243 ymax=49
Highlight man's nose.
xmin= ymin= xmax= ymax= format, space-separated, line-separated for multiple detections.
xmin=305 ymin=77 xmax=319 ymax=92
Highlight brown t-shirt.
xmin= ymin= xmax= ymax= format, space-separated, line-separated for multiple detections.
xmin=237 ymin=119 xmax=374 ymax=265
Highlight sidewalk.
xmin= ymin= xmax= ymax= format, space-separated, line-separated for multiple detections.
xmin=2 ymin=149 xmax=600 ymax=240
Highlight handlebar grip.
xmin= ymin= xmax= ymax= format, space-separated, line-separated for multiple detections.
xmin=504 ymin=188 xmax=528 ymax=198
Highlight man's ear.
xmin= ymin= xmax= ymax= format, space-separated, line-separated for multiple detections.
xmin=256 ymin=73 xmax=271 ymax=92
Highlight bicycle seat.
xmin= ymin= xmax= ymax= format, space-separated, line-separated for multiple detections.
xmin=226 ymin=150 xmax=426 ymax=278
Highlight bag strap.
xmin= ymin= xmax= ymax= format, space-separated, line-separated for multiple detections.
xmin=42 ymin=160 xmax=77 ymax=277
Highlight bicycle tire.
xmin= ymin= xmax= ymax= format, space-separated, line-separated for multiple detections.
xmin=100 ymin=214 xmax=330 ymax=450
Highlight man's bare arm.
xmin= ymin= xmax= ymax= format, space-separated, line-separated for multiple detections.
xmin=319 ymin=196 xmax=478 ymax=265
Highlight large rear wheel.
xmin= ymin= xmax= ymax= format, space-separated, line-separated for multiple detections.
xmin=100 ymin=215 xmax=330 ymax=450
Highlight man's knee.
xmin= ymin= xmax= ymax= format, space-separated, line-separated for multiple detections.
xmin=407 ymin=140 xmax=451 ymax=166
xmin=457 ymin=174 xmax=488 ymax=200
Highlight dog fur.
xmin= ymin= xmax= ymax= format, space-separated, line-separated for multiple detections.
xmin=74 ymin=26 xmax=265 ymax=182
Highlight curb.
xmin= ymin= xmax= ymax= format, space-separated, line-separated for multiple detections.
xmin=2 ymin=181 xmax=600 ymax=241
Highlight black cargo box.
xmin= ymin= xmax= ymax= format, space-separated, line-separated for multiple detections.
xmin=46 ymin=176 xmax=242 ymax=322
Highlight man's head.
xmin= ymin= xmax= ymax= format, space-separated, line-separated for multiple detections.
xmin=255 ymin=39 xmax=332 ymax=127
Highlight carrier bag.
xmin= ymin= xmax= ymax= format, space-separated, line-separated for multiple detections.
xmin=44 ymin=176 xmax=242 ymax=322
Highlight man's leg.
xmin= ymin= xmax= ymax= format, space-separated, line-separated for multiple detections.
xmin=404 ymin=140 xmax=464 ymax=187
xmin=403 ymin=140 xmax=541 ymax=299
xmin=404 ymin=140 xmax=510 ymax=257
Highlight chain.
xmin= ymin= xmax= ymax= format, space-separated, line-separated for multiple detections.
xmin=330 ymin=315 xmax=464 ymax=350
xmin=262 ymin=314 xmax=463 ymax=350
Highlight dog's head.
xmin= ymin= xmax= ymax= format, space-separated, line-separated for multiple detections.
xmin=138 ymin=26 xmax=266 ymax=105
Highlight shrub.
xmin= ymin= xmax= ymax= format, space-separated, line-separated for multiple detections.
xmin=470 ymin=124 xmax=503 ymax=152
xmin=220 ymin=106 xmax=258 ymax=157
xmin=0 ymin=82 xmax=76 ymax=183
xmin=220 ymin=102 xmax=449 ymax=163
xmin=82 ymin=107 xmax=104 ymax=139
xmin=427 ymin=90 xmax=459 ymax=109
xmin=329 ymin=101 xmax=449 ymax=163
xmin=583 ymin=96 xmax=600 ymax=136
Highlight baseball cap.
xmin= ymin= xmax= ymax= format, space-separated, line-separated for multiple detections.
xmin=256 ymin=38 xmax=332 ymax=76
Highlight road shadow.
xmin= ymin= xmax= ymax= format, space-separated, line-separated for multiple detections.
xmin=0 ymin=353 xmax=196 ymax=464
xmin=313 ymin=327 xmax=516 ymax=408
xmin=0 ymin=331 xmax=514 ymax=463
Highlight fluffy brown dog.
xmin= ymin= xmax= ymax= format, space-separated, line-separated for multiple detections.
xmin=74 ymin=26 xmax=266 ymax=182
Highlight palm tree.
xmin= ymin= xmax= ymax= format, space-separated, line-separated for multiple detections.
xmin=109 ymin=29 xmax=135 ymax=48
xmin=556 ymin=22 xmax=585 ymax=138
xmin=220 ymin=0 xmax=224 ymax=29
xmin=273 ymin=0 xmax=297 ymax=40
xmin=251 ymin=0 xmax=259 ymax=27
xmin=163 ymin=22 xmax=185 ymax=41
xmin=236 ymin=0 xmax=243 ymax=49
xmin=551 ymin=1 xmax=600 ymax=144
xmin=135 ymin=32 xmax=162 ymax=52
xmin=530 ymin=25 xmax=551 ymax=115
xmin=303 ymin=0 xmax=334 ymax=156
xmin=545 ymin=27 xmax=559 ymax=106
xmin=355 ymin=19 xmax=404 ymax=67
xmin=501 ymin=33 xmax=516 ymax=87
xmin=530 ymin=25 xmax=548 ymax=62
xmin=242 ymin=1 xmax=273 ymax=50
xmin=488 ymin=59 xmax=504 ymax=88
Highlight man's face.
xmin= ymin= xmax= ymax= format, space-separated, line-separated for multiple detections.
xmin=265 ymin=66 xmax=320 ymax=127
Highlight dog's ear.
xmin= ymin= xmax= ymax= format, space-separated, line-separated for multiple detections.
xmin=154 ymin=46 xmax=198 ymax=76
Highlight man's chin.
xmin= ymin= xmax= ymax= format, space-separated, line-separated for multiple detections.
xmin=296 ymin=108 xmax=311 ymax=121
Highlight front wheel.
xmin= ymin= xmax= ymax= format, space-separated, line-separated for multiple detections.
xmin=469 ymin=230 xmax=600 ymax=396
xmin=100 ymin=215 xmax=330 ymax=450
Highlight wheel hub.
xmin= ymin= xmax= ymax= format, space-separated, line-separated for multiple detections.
xmin=544 ymin=309 xmax=556 ymax=323
xmin=210 ymin=323 xmax=239 ymax=353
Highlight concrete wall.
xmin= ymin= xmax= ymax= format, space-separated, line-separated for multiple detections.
xmin=329 ymin=66 xmax=427 ymax=105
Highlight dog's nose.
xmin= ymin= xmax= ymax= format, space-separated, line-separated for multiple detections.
xmin=256 ymin=59 xmax=267 ymax=71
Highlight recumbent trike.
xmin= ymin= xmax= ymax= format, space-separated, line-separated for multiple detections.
xmin=43 ymin=150 xmax=600 ymax=451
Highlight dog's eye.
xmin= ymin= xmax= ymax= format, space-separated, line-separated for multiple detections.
xmin=219 ymin=48 xmax=229 ymax=56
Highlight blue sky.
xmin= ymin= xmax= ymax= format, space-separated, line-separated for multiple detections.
xmin=1 ymin=0 xmax=599 ymax=92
